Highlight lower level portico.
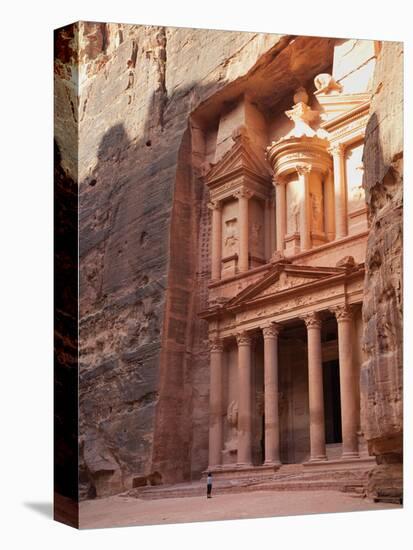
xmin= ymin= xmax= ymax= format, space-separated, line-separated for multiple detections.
xmin=203 ymin=260 xmax=373 ymax=475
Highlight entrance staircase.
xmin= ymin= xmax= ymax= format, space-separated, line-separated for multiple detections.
xmin=126 ymin=461 xmax=373 ymax=501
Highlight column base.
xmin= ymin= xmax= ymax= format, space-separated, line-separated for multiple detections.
xmin=307 ymin=455 xmax=328 ymax=463
xmin=341 ymin=451 xmax=360 ymax=460
xmin=263 ymin=460 xmax=281 ymax=467
xmin=236 ymin=462 xmax=253 ymax=469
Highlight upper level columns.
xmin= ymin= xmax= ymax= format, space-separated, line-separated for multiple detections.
xmin=329 ymin=143 xmax=348 ymax=239
xmin=236 ymin=331 xmax=253 ymax=465
xmin=332 ymin=305 xmax=359 ymax=458
xmin=262 ymin=323 xmax=282 ymax=465
xmin=208 ymin=337 xmax=224 ymax=468
xmin=234 ymin=188 xmax=254 ymax=273
xmin=208 ymin=200 xmax=222 ymax=281
xmin=273 ymin=176 xmax=286 ymax=254
xmin=297 ymin=164 xmax=312 ymax=252
xmin=302 ymin=311 xmax=327 ymax=461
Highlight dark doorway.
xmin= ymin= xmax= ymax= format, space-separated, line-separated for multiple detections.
xmin=323 ymin=359 xmax=342 ymax=444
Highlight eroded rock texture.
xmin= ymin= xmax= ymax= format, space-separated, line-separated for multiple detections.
xmin=361 ymin=41 xmax=403 ymax=502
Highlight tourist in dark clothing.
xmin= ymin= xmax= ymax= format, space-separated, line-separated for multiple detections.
xmin=207 ymin=471 xmax=212 ymax=498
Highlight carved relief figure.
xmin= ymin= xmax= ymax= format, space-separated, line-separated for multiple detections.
xmin=223 ymin=400 xmax=238 ymax=460
xmin=224 ymin=218 xmax=238 ymax=255
xmin=290 ymin=198 xmax=300 ymax=233
xmin=250 ymin=223 xmax=262 ymax=252
xmin=310 ymin=192 xmax=323 ymax=233
xmin=227 ymin=399 xmax=238 ymax=427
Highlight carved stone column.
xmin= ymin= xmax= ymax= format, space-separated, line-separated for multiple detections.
xmin=332 ymin=305 xmax=359 ymax=459
xmin=262 ymin=323 xmax=282 ymax=465
xmin=302 ymin=311 xmax=327 ymax=461
xmin=274 ymin=176 xmax=286 ymax=254
xmin=297 ymin=164 xmax=312 ymax=251
xmin=208 ymin=337 xmax=224 ymax=468
xmin=208 ymin=200 xmax=222 ymax=280
xmin=236 ymin=331 xmax=253 ymax=466
xmin=324 ymin=169 xmax=335 ymax=241
xmin=329 ymin=143 xmax=347 ymax=239
xmin=234 ymin=188 xmax=253 ymax=273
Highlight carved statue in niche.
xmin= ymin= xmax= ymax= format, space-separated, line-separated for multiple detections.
xmin=227 ymin=400 xmax=238 ymax=427
xmin=222 ymin=400 xmax=238 ymax=462
xmin=310 ymin=192 xmax=323 ymax=233
xmin=224 ymin=218 xmax=238 ymax=255
xmin=289 ymin=197 xmax=300 ymax=233
xmin=250 ymin=222 xmax=262 ymax=253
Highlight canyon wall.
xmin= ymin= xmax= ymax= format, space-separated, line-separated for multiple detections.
xmin=361 ymin=41 xmax=403 ymax=501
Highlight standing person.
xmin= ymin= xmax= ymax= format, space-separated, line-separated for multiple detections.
xmin=206 ymin=471 xmax=213 ymax=498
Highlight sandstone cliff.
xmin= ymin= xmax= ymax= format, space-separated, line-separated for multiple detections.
xmin=361 ymin=41 xmax=403 ymax=502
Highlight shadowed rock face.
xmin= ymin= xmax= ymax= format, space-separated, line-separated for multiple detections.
xmin=361 ymin=41 xmax=403 ymax=501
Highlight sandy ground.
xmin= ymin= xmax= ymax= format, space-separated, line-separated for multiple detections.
xmin=79 ymin=489 xmax=401 ymax=529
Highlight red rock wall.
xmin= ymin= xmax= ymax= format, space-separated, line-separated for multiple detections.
xmin=361 ymin=41 xmax=403 ymax=501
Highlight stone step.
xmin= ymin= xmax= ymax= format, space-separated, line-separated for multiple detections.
xmin=127 ymin=474 xmax=368 ymax=501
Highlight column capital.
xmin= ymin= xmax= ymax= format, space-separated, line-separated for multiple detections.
xmin=301 ymin=311 xmax=322 ymax=329
xmin=331 ymin=304 xmax=353 ymax=322
xmin=262 ymin=322 xmax=283 ymax=338
xmin=207 ymin=199 xmax=222 ymax=211
xmin=272 ymin=174 xmax=286 ymax=187
xmin=233 ymin=187 xmax=254 ymax=201
xmin=328 ymin=142 xmax=345 ymax=157
xmin=236 ymin=331 xmax=252 ymax=346
xmin=209 ymin=337 xmax=224 ymax=352
xmin=296 ymin=163 xmax=312 ymax=176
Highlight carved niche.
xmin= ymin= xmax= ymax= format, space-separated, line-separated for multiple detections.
xmin=224 ymin=217 xmax=238 ymax=255
xmin=310 ymin=191 xmax=324 ymax=233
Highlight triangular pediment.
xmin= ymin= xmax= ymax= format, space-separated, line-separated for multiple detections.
xmin=205 ymin=135 xmax=271 ymax=186
xmin=226 ymin=262 xmax=344 ymax=309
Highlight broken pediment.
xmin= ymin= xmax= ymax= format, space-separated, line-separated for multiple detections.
xmin=204 ymin=129 xmax=272 ymax=190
